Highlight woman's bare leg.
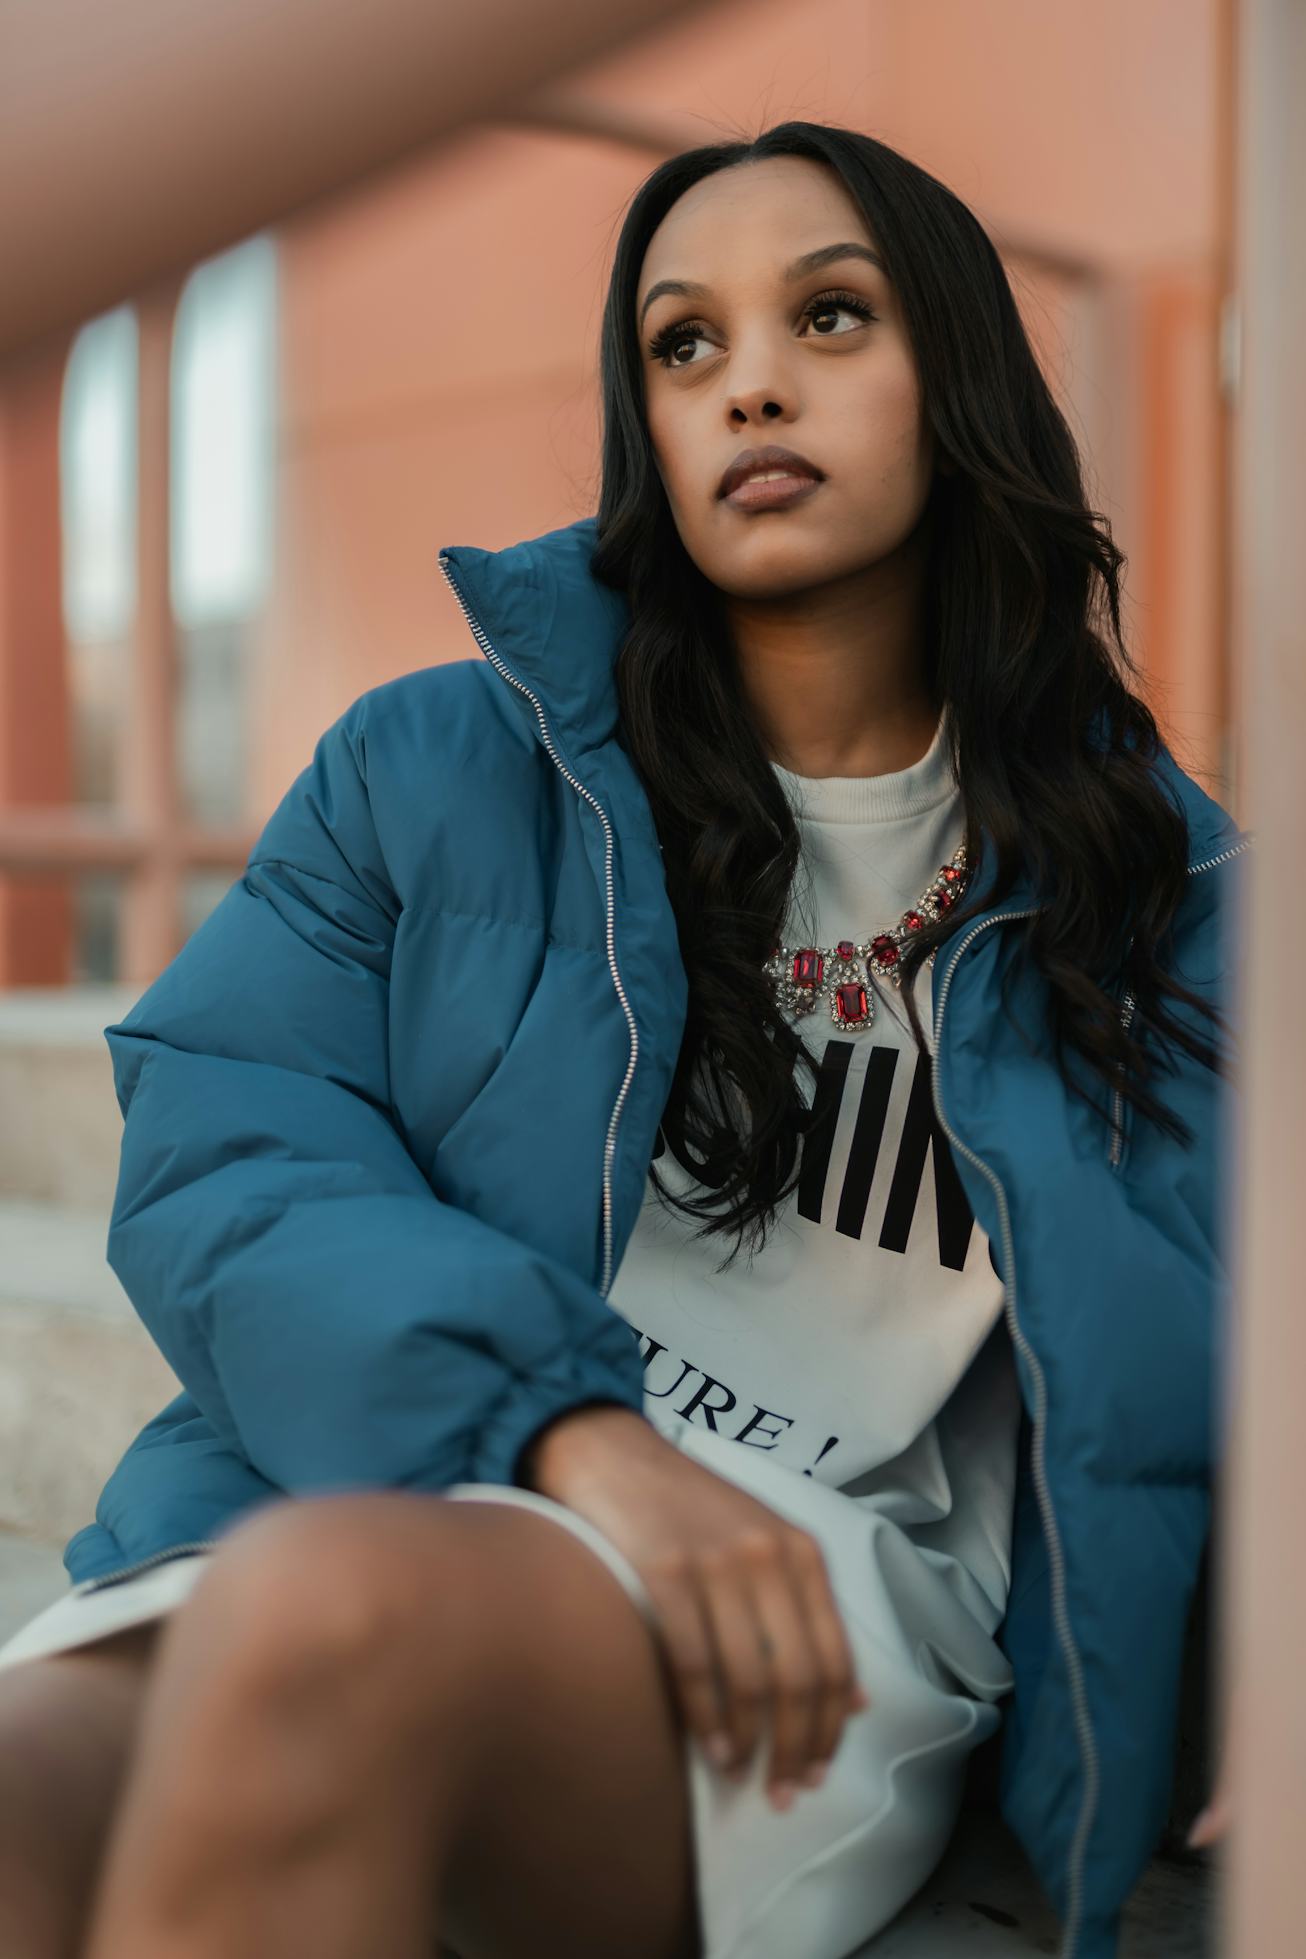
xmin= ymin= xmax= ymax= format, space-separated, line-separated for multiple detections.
xmin=82 ymin=1492 xmax=701 ymax=1959
xmin=0 ymin=1622 xmax=162 ymax=1957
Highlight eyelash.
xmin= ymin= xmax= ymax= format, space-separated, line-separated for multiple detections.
xmin=645 ymin=288 xmax=876 ymax=369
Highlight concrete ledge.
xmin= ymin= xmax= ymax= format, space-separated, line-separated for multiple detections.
xmin=863 ymin=1804 xmax=1212 ymax=1956
xmin=0 ymin=1199 xmax=179 ymax=1545
xmin=0 ymin=985 xmax=138 ymax=1209
xmin=0 ymin=984 xmax=140 ymax=1047
xmin=0 ymin=1198 xmax=134 ymax=1324
xmin=0 ymin=1530 xmax=69 ymax=1642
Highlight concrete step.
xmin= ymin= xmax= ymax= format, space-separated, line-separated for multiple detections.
xmin=0 ymin=1196 xmax=180 ymax=1548
xmin=0 ymin=984 xmax=139 ymax=1209
xmin=0 ymin=1528 xmax=69 ymax=1645
xmin=861 ymin=1804 xmax=1211 ymax=1956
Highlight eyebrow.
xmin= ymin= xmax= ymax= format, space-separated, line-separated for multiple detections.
xmin=638 ymin=241 xmax=887 ymax=331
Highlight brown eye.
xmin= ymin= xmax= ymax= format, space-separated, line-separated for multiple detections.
xmin=801 ymin=291 xmax=876 ymax=338
xmin=646 ymin=318 xmax=710 ymax=370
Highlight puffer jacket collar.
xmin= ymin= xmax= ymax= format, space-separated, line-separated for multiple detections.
xmin=438 ymin=514 xmax=1238 ymax=907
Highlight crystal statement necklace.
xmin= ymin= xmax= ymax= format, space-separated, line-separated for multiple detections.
xmin=763 ymin=841 xmax=970 ymax=1031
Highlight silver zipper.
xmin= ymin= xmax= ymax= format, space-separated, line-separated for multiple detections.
xmin=73 ymin=1539 xmax=219 ymax=1595
xmin=1108 ymin=832 xmax=1254 ymax=1172
xmin=1108 ymin=975 xmax=1138 ymax=1171
xmin=1187 ymin=833 xmax=1254 ymax=878
xmin=931 ymin=904 xmax=1095 ymax=1959
xmin=437 ymin=550 xmax=638 ymax=1298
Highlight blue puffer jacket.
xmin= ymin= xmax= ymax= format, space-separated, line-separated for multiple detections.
xmin=66 ymin=514 xmax=1249 ymax=1958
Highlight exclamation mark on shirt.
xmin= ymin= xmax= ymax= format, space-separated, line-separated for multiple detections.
xmin=802 ymin=1435 xmax=840 ymax=1478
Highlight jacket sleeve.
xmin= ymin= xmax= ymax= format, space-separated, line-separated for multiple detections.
xmin=102 ymin=692 xmax=647 ymax=1497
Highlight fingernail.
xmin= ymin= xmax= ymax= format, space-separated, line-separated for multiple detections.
xmin=704 ymin=1733 xmax=733 ymax=1768
xmin=800 ymin=1761 xmax=828 ymax=1789
xmin=1186 ymin=1808 xmax=1212 ymax=1849
xmin=770 ymin=1781 xmax=797 ymax=1811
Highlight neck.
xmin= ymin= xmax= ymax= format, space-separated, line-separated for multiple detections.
xmin=725 ymin=518 xmax=936 ymax=778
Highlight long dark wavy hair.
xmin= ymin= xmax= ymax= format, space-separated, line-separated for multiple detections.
xmin=589 ymin=119 xmax=1229 ymax=1272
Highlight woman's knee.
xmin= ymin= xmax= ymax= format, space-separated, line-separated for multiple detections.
xmin=172 ymin=1489 xmax=680 ymax=1793
xmin=156 ymin=1492 xmax=472 ymax=1754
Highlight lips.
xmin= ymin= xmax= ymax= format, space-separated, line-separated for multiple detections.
xmin=717 ymin=444 xmax=824 ymax=500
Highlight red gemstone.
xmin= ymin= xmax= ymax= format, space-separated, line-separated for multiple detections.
xmin=869 ymin=934 xmax=899 ymax=967
xmin=793 ymin=948 xmax=824 ymax=987
xmin=941 ymin=865 xmax=960 ymax=882
xmin=835 ymin=982 xmax=870 ymax=1024
xmin=835 ymin=939 xmax=857 ymax=960
xmin=904 ymin=910 xmax=923 ymax=931
xmin=937 ymin=889 xmax=954 ymax=909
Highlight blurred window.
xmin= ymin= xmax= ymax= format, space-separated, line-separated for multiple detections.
xmin=171 ymin=233 xmax=279 ymax=828
xmin=59 ymin=305 xmax=139 ymax=806
xmin=38 ymin=236 xmax=279 ymax=983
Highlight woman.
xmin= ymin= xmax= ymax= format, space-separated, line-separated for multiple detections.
xmin=0 ymin=122 xmax=1246 ymax=1959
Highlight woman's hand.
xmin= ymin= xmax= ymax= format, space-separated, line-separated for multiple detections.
xmin=1186 ymin=1778 xmax=1230 ymax=1850
xmin=1187 ymin=1681 xmax=1239 ymax=1850
xmin=520 ymin=1405 xmax=870 ymax=1811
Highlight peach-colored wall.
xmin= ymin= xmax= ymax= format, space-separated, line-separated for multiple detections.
xmin=0 ymin=347 xmax=73 ymax=984
xmin=0 ymin=0 xmax=1235 ymax=971
xmin=252 ymin=0 xmax=1230 ymax=817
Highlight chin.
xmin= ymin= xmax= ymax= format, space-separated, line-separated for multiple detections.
xmin=715 ymin=534 xmax=867 ymax=598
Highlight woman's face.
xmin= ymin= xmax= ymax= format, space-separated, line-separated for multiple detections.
xmin=636 ymin=155 xmax=936 ymax=601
